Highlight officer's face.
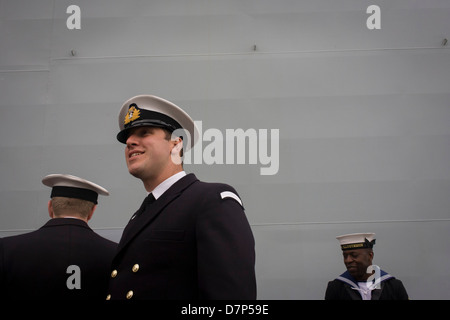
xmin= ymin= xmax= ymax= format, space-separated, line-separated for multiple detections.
xmin=125 ymin=126 xmax=174 ymax=181
xmin=342 ymin=249 xmax=373 ymax=281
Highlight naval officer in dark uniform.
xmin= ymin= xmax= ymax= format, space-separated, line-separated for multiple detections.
xmin=325 ymin=233 xmax=409 ymax=300
xmin=0 ymin=174 xmax=117 ymax=300
xmin=106 ymin=95 xmax=256 ymax=300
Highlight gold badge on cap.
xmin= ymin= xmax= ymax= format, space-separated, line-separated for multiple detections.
xmin=124 ymin=104 xmax=141 ymax=125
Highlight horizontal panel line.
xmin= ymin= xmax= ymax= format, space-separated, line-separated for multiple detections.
xmin=0 ymin=226 xmax=123 ymax=233
xmin=251 ymin=218 xmax=450 ymax=227
xmin=0 ymin=69 xmax=49 ymax=73
xmin=51 ymin=46 xmax=448 ymax=61
xmin=2 ymin=218 xmax=450 ymax=234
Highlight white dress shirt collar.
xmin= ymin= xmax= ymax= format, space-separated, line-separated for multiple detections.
xmin=149 ymin=171 xmax=186 ymax=200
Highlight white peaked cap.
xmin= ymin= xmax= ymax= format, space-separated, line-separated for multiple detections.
xmin=42 ymin=174 xmax=109 ymax=204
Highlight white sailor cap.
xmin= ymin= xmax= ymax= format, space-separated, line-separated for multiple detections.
xmin=42 ymin=174 xmax=109 ymax=204
xmin=116 ymin=95 xmax=199 ymax=152
xmin=336 ymin=233 xmax=376 ymax=251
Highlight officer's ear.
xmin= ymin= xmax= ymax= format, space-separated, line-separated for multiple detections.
xmin=48 ymin=200 xmax=55 ymax=218
xmin=171 ymin=137 xmax=183 ymax=153
xmin=87 ymin=204 xmax=97 ymax=222
xmin=170 ymin=136 xmax=183 ymax=165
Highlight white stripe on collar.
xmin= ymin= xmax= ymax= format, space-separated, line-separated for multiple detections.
xmin=337 ymin=273 xmax=393 ymax=291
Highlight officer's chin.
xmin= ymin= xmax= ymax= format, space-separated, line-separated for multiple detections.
xmin=128 ymin=166 xmax=143 ymax=179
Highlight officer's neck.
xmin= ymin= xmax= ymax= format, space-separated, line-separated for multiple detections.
xmin=142 ymin=166 xmax=183 ymax=193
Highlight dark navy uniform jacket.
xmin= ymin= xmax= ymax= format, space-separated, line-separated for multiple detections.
xmin=325 ymin=270 xmax=409 ymax=300
xmin=107 ymin=173 xmax=256 ymax=300
xmin=0 ymin=218 xmax=117 ymax=300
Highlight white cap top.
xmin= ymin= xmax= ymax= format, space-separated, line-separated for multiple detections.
xmin=42 ymin=174 xmax=109 ymax=204
xmin=336 ymin=233 xmax=376 ymax=250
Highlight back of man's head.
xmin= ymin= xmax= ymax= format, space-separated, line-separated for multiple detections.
xmin=51 ymin=197 xmax=95 ymax=220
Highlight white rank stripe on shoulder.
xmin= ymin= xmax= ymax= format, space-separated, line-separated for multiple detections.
xmin=220 ymin=191 xmax=243 ymax=207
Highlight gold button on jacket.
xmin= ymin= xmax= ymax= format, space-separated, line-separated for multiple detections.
xmin=126 ymin=290 xmax=134 ymax=299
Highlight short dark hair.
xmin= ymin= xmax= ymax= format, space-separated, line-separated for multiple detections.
xmin=162 ymin=128 xmax=184 ymax=159
xmin=51 ymin=197 xmax=95 ymax=219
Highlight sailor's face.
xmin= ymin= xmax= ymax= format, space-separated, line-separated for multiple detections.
xmin=342 ymin=249 xmax=373 ymax=281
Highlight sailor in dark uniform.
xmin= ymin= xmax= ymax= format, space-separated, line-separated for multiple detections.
xmin=0 ymin=174 xmax=117 ymax=300
xmin=106 ymin=95 xmax=256 ymax=300
xmin=325 ymin=233 xmax=409 ymax=300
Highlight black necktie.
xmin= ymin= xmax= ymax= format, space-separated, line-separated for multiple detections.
xmin=145 ymin=193 xmax=156 ymax=206
xmin=133 ymin=193 xmax=156 ymax=219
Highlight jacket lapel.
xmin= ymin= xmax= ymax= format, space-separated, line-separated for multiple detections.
xmin=115 ymin=173 xmax=198 ymax=256
xmin=371 ymin=286 xmax=383 ymax=300
xmin=337 ymin=272 xmax=362 ymax=300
